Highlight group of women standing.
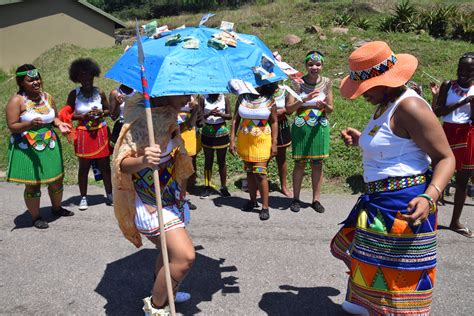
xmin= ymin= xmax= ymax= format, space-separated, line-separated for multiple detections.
xmin=5 ymin=41 xmax=472 ymax=315
xmin=5 ymin=58 xmax=132 ymax=228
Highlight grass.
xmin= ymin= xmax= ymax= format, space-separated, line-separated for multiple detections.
xmin=1 ymin=0 xmax=472 ymax=193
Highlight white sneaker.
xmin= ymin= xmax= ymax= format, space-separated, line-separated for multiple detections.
xmin=142 ymin=296 xmax=170 ymax=316
xmin=175 ymin=291 xmax=191 ymax=303
xmin=78 ymin=196 xmax=88 ymax=210
xmin=106 ymin=193 xmax=113 ymax=206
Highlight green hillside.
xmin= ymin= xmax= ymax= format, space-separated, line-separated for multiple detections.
xmin=1 ymin=0 xmax=472 ymax=192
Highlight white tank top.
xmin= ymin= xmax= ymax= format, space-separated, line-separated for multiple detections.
xmin=74 ymin=87 xmax=103 ymax=115
xmin=273 ymin=87 xmax=286 ymax=109
xmin=238 ymin=94 xmax=273 ymax=120
xmin=19 ymin=92 xmax=55 ymax=124
xmin=442 ymin=82 xmax=473 ymax=124
xmin=117 ymin=86 xmax=136 ymax=121
xmin=359 ymin=88 xmax=431 ymax=182
xmin=203 ymin=94 xmax=226 ymax=124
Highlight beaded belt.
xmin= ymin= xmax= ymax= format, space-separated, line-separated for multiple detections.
xmin=77 ymin=119 xmax=106 ymax=130
xmin=365 ymin=174 xmax=426 ymax=194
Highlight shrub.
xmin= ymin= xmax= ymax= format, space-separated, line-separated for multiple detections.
xmin=421 ymin=5 xmax=457 ymax=38
xmin=450 ymin=11 xmax=474 ymax=43
xmin=333 ymin=11 xmax=353 ymax=27
xmin=354 ymin=17 xmax=371 ymax=30
xmin=378 ymin=0 xmax=419 ymax=33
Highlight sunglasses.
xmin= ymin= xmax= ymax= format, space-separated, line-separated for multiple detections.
xmin=16 ymin=69 xmax=39 ymax=78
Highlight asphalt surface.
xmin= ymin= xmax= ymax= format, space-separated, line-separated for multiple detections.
xmin=1 ymin=182 xmax=473 ymax=315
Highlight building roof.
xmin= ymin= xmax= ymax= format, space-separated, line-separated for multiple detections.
xmin=0 ymin=0 xmax=127 ymax=28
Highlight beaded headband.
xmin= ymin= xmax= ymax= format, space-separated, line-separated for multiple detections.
xmin=304 ymin=52 xmax=324 ymax=64
xmin=349 ymin=54 xmax=397 ymax=81
xmin=16 ymin=69 xmax=39 ymax=78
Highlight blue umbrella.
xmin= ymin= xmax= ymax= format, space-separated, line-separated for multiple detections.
xmin=105 ymin=26 xmax=287 ymax=96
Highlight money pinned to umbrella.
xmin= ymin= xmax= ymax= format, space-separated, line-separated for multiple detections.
xmin=220 ymin=21 xmax=234 ymax=32
xmin=228 ymin=79 xmax=259 ymax=95
xmin=182 ymin=37 xmax=200 ymax=49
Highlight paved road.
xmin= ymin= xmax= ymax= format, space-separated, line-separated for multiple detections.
xmin=1 ymin=182 xmax=473 ymax=315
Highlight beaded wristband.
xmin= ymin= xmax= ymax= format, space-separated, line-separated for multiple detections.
xmin=418 ymin=193 xmax=436 ymax=214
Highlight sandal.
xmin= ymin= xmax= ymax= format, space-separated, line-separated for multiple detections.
xmin=259 ymin=208 xmax=270 ymax=221
xmin=450 ymin=226 xmax=474 ymax=238
xmin=52 ymin=206 xmax=75 ymax=217
xmin=33 ymin=217 xmax=49 ymax=229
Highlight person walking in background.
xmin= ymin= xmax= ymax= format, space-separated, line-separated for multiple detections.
xmin=199 ymin=93 xmax=232 ymax=199
xmin=432 ymin=52 xmax=474 ymax=238
xmin=230 ymin=83 xmax=278 ymax=221
xmin=109 ymin=84 xmax=136 ymax=145
xmin=5 ymin=64 xmax=74 ymax=229
xmin=286 ymin=51 xmax=333 ymax=213
xmin=332 ymin=41 xmax=455 ymax=315
xmin=65 ymin=58 xmax=113 ymax=210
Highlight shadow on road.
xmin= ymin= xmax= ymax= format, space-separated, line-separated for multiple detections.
xmin=62 ymin=194 xmax=108 ymax=207
xmin=12 ymin=207 xmax=61 ymax=230
xmin=259 ymin=285 xmax=346 ymax=315
xmin=95 ymin=245 xmax=239 ymax=315
xmin=212 ymin=195 xmax=294 ymax=212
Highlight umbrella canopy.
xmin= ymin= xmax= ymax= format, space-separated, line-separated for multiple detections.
xmin=105 ymin=26 xmax=287 ymax=96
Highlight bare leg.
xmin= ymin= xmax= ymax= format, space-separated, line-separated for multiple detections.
xmin=147 ymin=228 xmax=195 ymax=307
xmin=78 ymin=158 xmax=92 ymax=196
xmin=246 ymin=164 xmax=258 ymax=202
xmin=24 ymin=185 xmax=41 ymax=221
xmin=254 ymin=163 xmax=269 ymax=209
xmin=96 ymin=156 xmax=112 ymax=195
xmin=203 ymin=147 xmax=214 ymax=187
xmin=216 ymin=148 xmax=228 ymax=187
xmin=276 ymin=146 xmax=292 ymax=197
xmin=311 ymin=162 xmax=324 ymax=203
xmin=450 ymin=170 xmax=472 ymax=230
xmin=48 ymin=178 xmax=64 ymax=210
xmin=292 ymin=160 xmax=305 ymax=201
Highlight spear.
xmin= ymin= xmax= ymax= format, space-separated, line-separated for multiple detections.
xmin=135 ymin=20 xmax=176 ymax=316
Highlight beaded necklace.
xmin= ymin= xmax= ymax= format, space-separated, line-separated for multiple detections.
xmin=23 ymin=92 xmax=50 ymax=115
xmin=451 ymin=81 xmax=472 ymax=97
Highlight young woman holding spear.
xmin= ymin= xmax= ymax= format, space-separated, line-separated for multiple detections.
xmin=112 ymin=25 xmax=195 ymax=316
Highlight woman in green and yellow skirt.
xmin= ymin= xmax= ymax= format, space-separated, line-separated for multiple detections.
xmin=199 ymin=94 xmax=232 ymax=198
xmin=5 ymin=64 xmax=74 ymax=229
xmin=230 ymin=83 xmax=278 ymax=221
xmin=286 ymin=51 xmax=333 ymax=213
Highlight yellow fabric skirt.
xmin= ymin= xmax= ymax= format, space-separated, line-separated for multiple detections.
xmin=237 ymin=121 xmax=271 ymax=162
xmin=181 ymin=127 xmax=201 ymax=156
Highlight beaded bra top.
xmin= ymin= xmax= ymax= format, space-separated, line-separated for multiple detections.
xmin=20 ymin=92 xmax=55 ymax=124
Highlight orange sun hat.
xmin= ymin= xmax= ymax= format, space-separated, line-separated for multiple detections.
xmin=339 ymin=41 xmax=418 ymax=99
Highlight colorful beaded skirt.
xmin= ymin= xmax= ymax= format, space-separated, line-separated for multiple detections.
xmin=7 ymin=125 xmax=64 ymax=184
xmin=277 ymin=117 xmax=291 ymax=147
xmin=201 ymin=122 xmax=230 ymax=149
xmin=237 ymin=118 xmax=272 ymax=162
xmin=330 ymin=175 xmax=437 ymax=315
xmin=74 ymin=122 xmax=111 ymax=159
xmin=291 ymin=110 xmax=329 ymax=160
xmin=132 ymin=160 xmax=189 ymax=236
xmin=180 ymin=126 xmax=201 ymax=156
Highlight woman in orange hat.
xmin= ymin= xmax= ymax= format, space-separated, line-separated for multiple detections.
xmin=432 ymin=52 xmax=474 ymax=238
xmin=331 ymin=41 xmax=455 ymax=315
